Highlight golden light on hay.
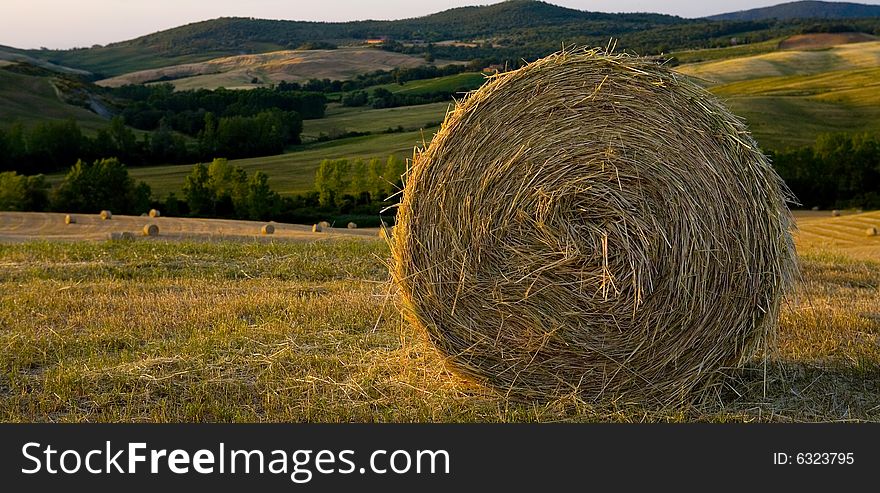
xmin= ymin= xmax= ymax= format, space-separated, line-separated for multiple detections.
xmin=64 ymin=214 xmax=75 ymax=224
xmin=347 ymin=222 xmax=358 ymax=229
xmin=391 ymin=49 xmax=797 ymax=406
xmin=99 ymin=210 xmax=112 ymax=220
xmin=261 ymin=224 xmax=275 ymax=235
xmin=312 ymin=224 xmax=323 ymax=233
xmin=142 ymin=224 xmax=159 ymax=237
xmin=149 ymin=209 xmax=161 ymax=218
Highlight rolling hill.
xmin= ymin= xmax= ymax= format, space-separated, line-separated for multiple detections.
xmin=96 ymin=48 xmax=464 ymax=90
xmin=708 ymin=1 xmax=880 ymax=21
xmin=24 ymin=1 xmax=685 ymax=76
xmin=0 ymin=67 xmax=108 ymax=131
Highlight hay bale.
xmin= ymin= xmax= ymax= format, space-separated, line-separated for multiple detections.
xmin=347 ymin=222 xmax=358 ymax=229
xmin=142 ymin=224 xmax=159 ymax=237
xmin=831 ymin=210 xmax=841 ymax=217
xmin=811 ymin=206 xmax=819 ymax=211
xmin=64 ymin=214 xmax=76 ymax=225
xmin=149 ymin=209 xmax=161 ymax=218
xmin=312 ymin=223 xmax=323 ymax=233
xmin=261 ymin=224 xmax=275 ymax=235
xmin=867 ymin=227 xmax=879 ymax=237
xmin=391 ymin=49 xmax=796 ymax=406
xmin=99 ymin=210 xmax=112 ymax=220
xmin=318 ymin=220 xmax=331 ymax=229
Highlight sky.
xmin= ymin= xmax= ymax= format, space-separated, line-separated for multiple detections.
xmin=1 ymin=0 xmax=879 ymax=49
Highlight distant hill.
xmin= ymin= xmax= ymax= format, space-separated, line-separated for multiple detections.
xmin=23 ymin=1 xmax=687 ymax=76
xmin=8 ymin=0 xmax=880 ymax=79
xmin=708 ymin=1 xmax=880 ymax=21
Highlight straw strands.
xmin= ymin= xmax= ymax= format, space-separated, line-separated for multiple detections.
xmin=391 ymin=49 xmax=797 ymax=407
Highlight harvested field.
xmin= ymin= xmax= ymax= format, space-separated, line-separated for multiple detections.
xmin=0 ymin=212 xmax=379 ymax=243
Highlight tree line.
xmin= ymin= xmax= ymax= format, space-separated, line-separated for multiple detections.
xmin=0 ymin=155 xmax=408 ymax=227
xmin=771 ymin=133 xmax=880 ymax=209
xmin=0 ymin=111 xmax=302 ymax=174
xmin=112 ymin=84 xmax=325 ymax=135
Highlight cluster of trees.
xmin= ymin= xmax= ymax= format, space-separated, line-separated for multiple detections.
xmin=113 ymin=84 xmax=324 ymax=135
xmin=771 ymin=133 xmax=880 ymax=209
xmin=341 ymin=87 xmax=462 ymax=109
xmin=181 ymin=158 xmax=281 ymax=220
xmin=0 ymin=158 xmax=151 ymax=215
xmin=0 ymin=111 xmax=302 ymax=174
xmin=0 ymin=118 xmax=147 ymax=174
xmin=314 ymin=156 xmax=406 ymax=209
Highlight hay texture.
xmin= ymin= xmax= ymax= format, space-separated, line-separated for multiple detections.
xmin=149 ymin=209 xmax=161 ymax=218
xmin=99 ymin=210 xmax=112 ymax=220
xmin=391 ymin=49 xmax=796 ymax=406
xmin=142 ymin=224 xmax=159 ymax=237
xmin=867 ymin=227 xmax=879 ymax=237
xmin=261 ymin=224 xmax=275 ymax=235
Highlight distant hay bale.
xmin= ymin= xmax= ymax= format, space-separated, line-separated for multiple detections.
xmin=318 ymin=220 xmax=331 ymax=229
xmin=99 ymin=210 xmax=112 ymax=220
xmin=312 ymin=223 xmax=323 ymax=233
xmin=811 ymin=206 xmax=819 ymax=211
xmin=867 ymin=227 xmax=879 ymax=237
xmin=831 ymin=210 xmax=841 ymax=217
xmin=347 ymin=222 xmax=358 ymax=229
xmin=261 ymin=224 xmax=275 ymax=235
xmin=142 ymin=224 xmax=159 ymax=237
xmin=391 ymin=48 xmax=796 ymax=406
xmin=64 ymin=214 xmax=75 ymax=225
xmin=149 ymin=209 xmax=161 ymax=218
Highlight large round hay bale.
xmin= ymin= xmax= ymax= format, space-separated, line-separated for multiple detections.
xmin=261 ymin=224 xmax=275 ymax=235
xmin=391 ymin=49 xmax=796 ymax=406
xmin=831 ymin=210 xmax=841 ymax=217
xmin=347 ymin=222 xmax=358 ymax=229
xmin=318 ymin=220 xmax=331 ymax=229
xmin=64 ymin=214 xmax=76 ymax=225
xmin=149 ymin=209 xmax=161 ymax=218
xmin=312 ymin=223 xmax=323 ymax=233
xmin=142 ymin=224 xmax=159 ymax=237
xmin=99 ymin=210 xmax=112 ymax=220
xmin=867 ymin=227 xmax=879 ymax=237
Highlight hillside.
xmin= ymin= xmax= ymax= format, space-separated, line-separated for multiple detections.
xmin=708 ymin=1 xmax=880 ymax=21
xmin=0 ymin=67 xmax=108 ymax=131
xmin=97 ymin=48 xmax=464 ymax=90
xmin=17 ymin=1 xmax=689 ymax=76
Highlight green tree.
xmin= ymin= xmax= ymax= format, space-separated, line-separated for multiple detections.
xmin=182 ymin=162 xmax=214 ymax=216
xmin=0 ymin=172 xmax=47 ymax=211
xmin=52 ymin=158 xmax=149 ymax=214
xmin=246 ymin=171 xmax=279 ymax=220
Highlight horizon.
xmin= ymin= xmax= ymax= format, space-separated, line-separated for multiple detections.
xmin=3 ymin=0 xmax=880 ymax=50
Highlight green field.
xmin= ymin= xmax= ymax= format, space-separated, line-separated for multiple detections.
xmin=373 ymin=72 xmax=486 ymax=95
xmin=671 ymin=38 xmax=782 ymax=64
xmin=119 ymin=129 xmax=437 ymax=197
xmin=0 ymin=70 xmax=108 ymax=131
xmin=302 ymin=102 xmax=450 ymax=140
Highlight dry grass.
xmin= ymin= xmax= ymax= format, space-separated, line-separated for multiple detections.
xmin=0 ymin=234 xmax=876 ymax=422
xmin=392 ymin=48 xmax=796 ymax=407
